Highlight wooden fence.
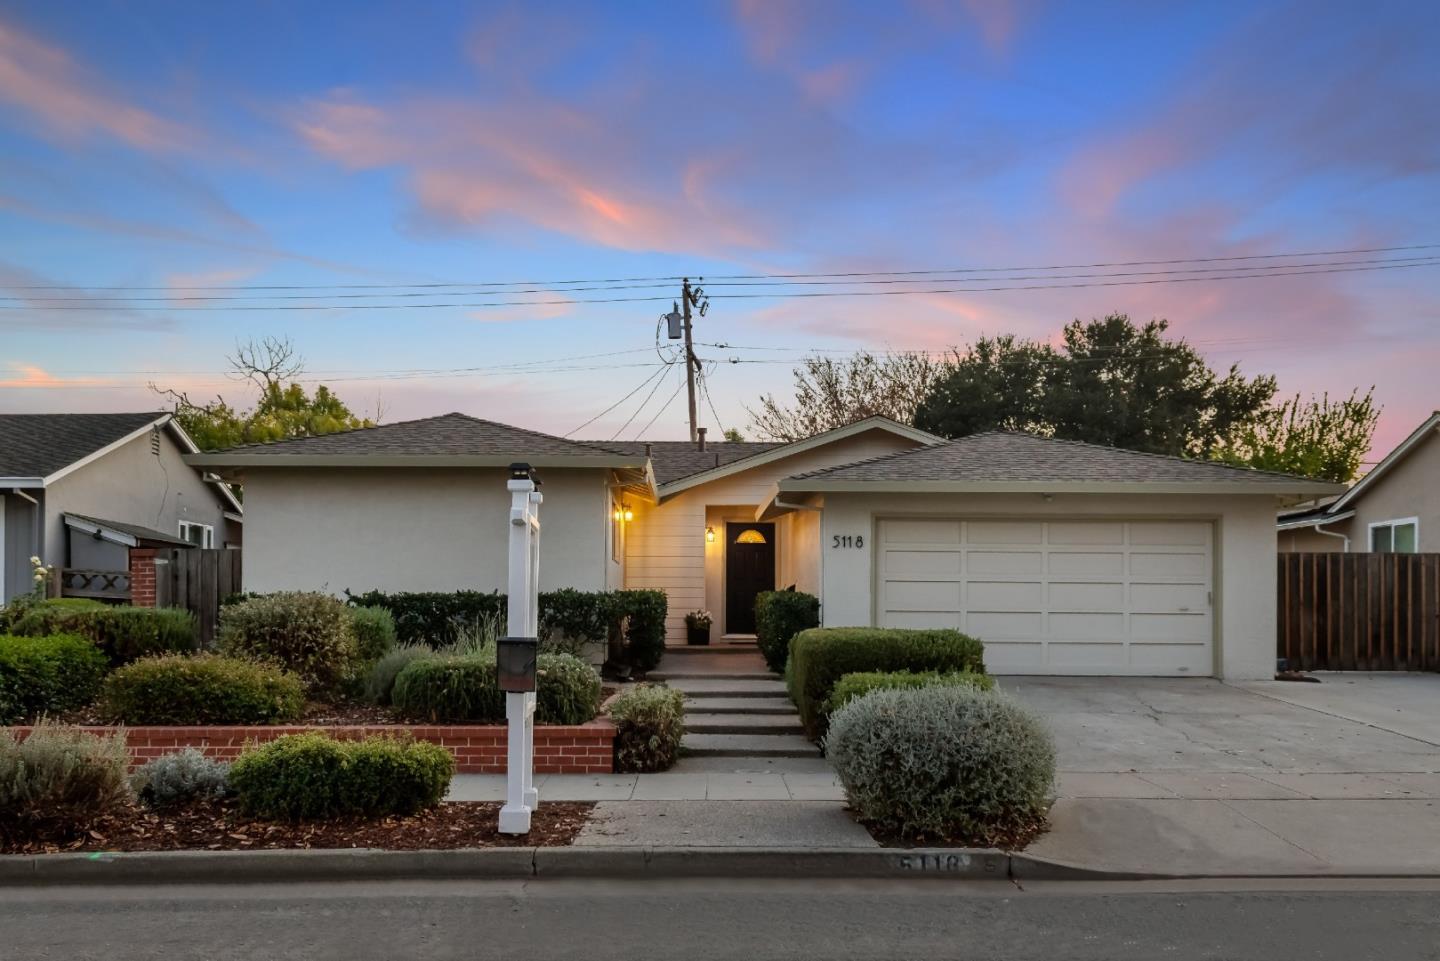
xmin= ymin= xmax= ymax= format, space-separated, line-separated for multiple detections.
xmin=1278 ymin=552 xmax=1440 ymax=671
xmin=154 ymin=548 xmax=242 ymax=646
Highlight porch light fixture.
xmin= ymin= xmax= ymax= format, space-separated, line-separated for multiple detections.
xmin=622 ymin=505 xmax=634 ymax=522
xmin=705 ymin=526 xmax=715 ymax=543
xmin=497 ymin=635 xmax=538 ymax=692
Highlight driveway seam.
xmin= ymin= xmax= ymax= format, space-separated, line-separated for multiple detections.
xmin=1213 ymin=798 xmax=1328 ymax=865
xmin=1222 ymin=681 xmax=1440 ymax=750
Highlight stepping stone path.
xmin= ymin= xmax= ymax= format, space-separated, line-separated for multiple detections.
xmin=648 ymin=643 xmax=816 ymax=759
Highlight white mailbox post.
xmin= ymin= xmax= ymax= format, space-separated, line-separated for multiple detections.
xmin=498 ymin=463 xmax=541 ymax=835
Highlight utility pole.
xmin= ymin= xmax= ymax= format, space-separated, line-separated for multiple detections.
xmin=681 ymin=277 xmax=699 ymax=443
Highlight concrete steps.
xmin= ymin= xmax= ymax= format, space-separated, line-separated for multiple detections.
xmin=649 ymin=669 xmax=775 ymax=682
xmin=667 ymin=677 xmax=789 ymax=697
xmin=685 ymin=713 xmax=806 ymax=736
xmin=682 ymin=733 xmax=819 ymax=758
xmin=688 ymin=696 xmax=797 ymax=715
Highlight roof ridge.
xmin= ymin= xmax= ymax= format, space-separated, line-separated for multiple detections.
xmin=787 ymin=438 xmax=934 ymax=480
xmin=445 ymin=413 xmax=631 ymax=457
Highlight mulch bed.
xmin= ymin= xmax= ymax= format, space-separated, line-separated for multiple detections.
xmin=862 ymin=813 xmax=1050 ymax=851
xmin=0 ymin=800 xmax=594 ymax=855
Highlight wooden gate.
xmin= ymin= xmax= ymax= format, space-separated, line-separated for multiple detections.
xmin=154 ymin=548 xmax=242 ymax=646
xmin=1278 ymin=553 xmax=1440 ymax=671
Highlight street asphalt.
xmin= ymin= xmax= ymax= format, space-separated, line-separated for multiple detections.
xmin=4 ymin=877 xmax=1440 ymax=960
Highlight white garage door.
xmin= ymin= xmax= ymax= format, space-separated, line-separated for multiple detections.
xmin=876 ymin=518 xmax=1213 ymax=676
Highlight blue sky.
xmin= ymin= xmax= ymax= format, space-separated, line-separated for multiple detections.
xmin=1 ymin=1 xmax=1436 ymax=451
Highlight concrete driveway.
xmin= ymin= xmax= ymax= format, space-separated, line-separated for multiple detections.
xmin=999 ymin=674 xmax=1440 ymax=875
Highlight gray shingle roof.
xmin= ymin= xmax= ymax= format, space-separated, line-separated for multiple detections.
xmin=0 ymin=412 xmax=164 ymax=478
xmin=211 ymin=412 xmax=633 ymax=459
xmin=64 ymin=513 xmax=192 ymax=547
xmin=785 ymin=431 xmax=1333 ymax=489
xmin=595 ymin=440 xmax=784 ymax=485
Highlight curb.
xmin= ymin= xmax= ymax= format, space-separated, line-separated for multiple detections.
xmin=0 ymin=845 xmax=1140 ymax=886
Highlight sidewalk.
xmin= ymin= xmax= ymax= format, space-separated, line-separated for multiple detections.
xmin=447 ymin=757 xmax=844 ymax=803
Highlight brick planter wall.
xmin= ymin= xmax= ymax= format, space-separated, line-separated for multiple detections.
xmin=5 ymin=722 xmax=616 ymax=775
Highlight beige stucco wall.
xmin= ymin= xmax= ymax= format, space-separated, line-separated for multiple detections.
xmin=818 ymin=491 xmax=1282 ymax=680
xmin=42 ymin=428 xmax=233 ymax=565
xmin=1346 ymin=434 xmax=1440 ymax=551
xmin=241 ymin=467 xmax=610 ymax=596
xmin=625 ymin=428 xmax=922 ymax=640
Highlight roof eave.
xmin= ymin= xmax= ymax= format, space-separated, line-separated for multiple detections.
xmin=777 ymin=478 xmax=1348 ymax=496
xmin=1276 ymin=509 xmax=1357 ymax=531
xmin=0 ymin=477 xmax=45 ymax=488
xmin=185 ymin=453 xmax=647 ymax=471
xmin=1330 ymin=412 xmax=1440 ymax=513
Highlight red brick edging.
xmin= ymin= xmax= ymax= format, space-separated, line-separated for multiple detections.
xmin=5 ymin=721 xmax=616 ymax=775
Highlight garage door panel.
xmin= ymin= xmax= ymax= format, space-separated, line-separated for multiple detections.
xmin=1130 ymin=551 xmax=1208 ymax=577
xmin=880 ymin=519 xmax=961 ymax=544
xmin=885 ymin=549 xmax=961 ymax=576
xmin=877 ymin=517 xmax=1213 ymax=676
xmin=967 ymin=550 xmax=1045 ymax=575
xmin=1048 ymin=551 xmax=1125 ymax=575
xmin=1046 ymin=522 xmax=1126 ymax=545
xmin=967 ymin=580 xmax=1042 ymax=609
xmin=1048 ymin=581 xmax=1126 ymax=610
xmin=966 ymin=520 xmax=1044 ymax=544
xmin=885 ymin=580 xmax=961 ymax=611
xmin=966 ymin=611 xmax=1044 ymax=637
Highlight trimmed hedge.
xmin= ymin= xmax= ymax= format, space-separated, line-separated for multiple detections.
xmin=390 ymin=651 xmax=602 ymax=724
xmin=825 ymin=685 xmax=1055 ymax=843
xmin=219 ymin=592 xmax=357 ymax=695
xmin=229 ymin=733 xmax=454 ymax=821
xmin=99 ymin=654 xmax=305 ymax=726
xmin=826 ymin=670 xmax=994 ymax=715
xmin=609 ymin=683 xmax=686 ymax=773
xmin=754 ymin=591 xmax=820 ymax=673
xmin=0 ymin=634 xmax=108 ymax=724
xmin=349 ymin=606 xmax=397 ymax=662
xmin=788 ymin=627 xmax=987 ymax=738
xmin=7 ymin=604 xmax=197 ymax=664
xmin=0 ymin=721 xmax=132 ymax=833
xmin=348 ymin=588 xmax=668 ymax=670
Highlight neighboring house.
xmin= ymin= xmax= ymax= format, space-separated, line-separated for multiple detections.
xmin=1277 ymin=410 xmax=1439 ymax=553
xmin=189 ymin=412 xmax=1338 ymax=680
xmin=0 ymin=413 xmax=243 ymax=604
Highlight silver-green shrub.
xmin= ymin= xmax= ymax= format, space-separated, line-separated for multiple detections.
xmin=365 ymin=643 xmax=435 ymax=706
xmin=0 ymin=721 xmax=132 ymax=833
xmin=132 ymin=748 xmax=230 ymax=808
xmin=824 ymin=685 xmax=1056 ymax=842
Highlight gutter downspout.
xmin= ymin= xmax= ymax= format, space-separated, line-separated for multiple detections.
xmin=1310 ymin=522 xmax=1350 ymax=552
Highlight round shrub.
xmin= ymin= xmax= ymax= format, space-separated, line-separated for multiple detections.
xmin=754 ymin=590 xmax=820 ymax=673
xmin=826 ymin=670 xmax=994 ymax=716
xmin=0 ymin=721 xmax=132 ymax=835
xmin=609 ymin=683 xmax=685 ymax=773
xmin=535 ymin=653 xmax=602 ymax=725
xmin=0 ymin=633 xmax=108 ymax=724
xmin=824 ymin=685 xmax=1056 ymax=844
xmin=349 ymin=606 xmax=397 ymax=662
xmin=391 ymin=654 xmax=502 ymax=723
xmin=365 ymin=643 xmax=435 ymax=706
xmin=219 ymin=592 xmax=357 ymax=694
xmin=133 ymin=748 xmax=230 ymax=808
xmin=99 ymin=654 xmax=305 ymax=725
xmin=229 ymin=733 xmax=453 ymax=821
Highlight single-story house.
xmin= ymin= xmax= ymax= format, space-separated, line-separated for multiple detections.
xmin=0 ymin=412 xmax=243 ymax=604
xmin=1278 ymin=410 xmax=1438 ymax=553
xmin=188 ymin=412 xmax=1339 ymax=680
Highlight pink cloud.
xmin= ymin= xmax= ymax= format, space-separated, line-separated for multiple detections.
xmin=0 ymin=363 xmax=99 ymax=389
xmin=0 ymin=17 xmax=189 ymax=150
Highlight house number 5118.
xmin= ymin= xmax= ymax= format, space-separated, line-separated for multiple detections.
xmin=832 ymin=535 xmax=864 ymax=549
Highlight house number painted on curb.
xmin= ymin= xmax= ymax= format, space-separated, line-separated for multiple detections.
xmin=895 ymin=853 xmax=999 ymax=874
xmin=832 ymin=534 xmax=864 ymax=549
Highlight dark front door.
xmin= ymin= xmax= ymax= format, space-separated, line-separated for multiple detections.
xmin=725 ymin=522 xmax=775 ymax=635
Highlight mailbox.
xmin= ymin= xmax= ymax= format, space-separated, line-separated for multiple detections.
xmin=497 ymin=635 xmax=538 ymax=692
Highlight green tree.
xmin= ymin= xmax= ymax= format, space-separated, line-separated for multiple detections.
xmin=914 ymin=314 xmax=1277 ymax=458
xmin=1214 ymin=389 xmax=1380 ymax=483
xmin=154 ymin=337 xmax=376 ymax=451
xmin=722 ymin=427 xmax=746 ymax=442
xmin=747 ymin=351 xmax=949 ymax=442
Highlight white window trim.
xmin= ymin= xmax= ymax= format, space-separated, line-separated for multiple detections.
xmin=178 ymin=520 xmax=215 ymax=549
xmin=1368 ymin=516 xmax=1420 ymax=552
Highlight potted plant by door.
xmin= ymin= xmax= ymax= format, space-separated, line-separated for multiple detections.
xmin=685 ymin=610 xmax=712 ymax=646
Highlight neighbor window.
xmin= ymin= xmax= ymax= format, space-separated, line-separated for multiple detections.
xmin=1370 ymin=519 xmax=1418 ymax=553
xmin=178 ymin=521 xmax=214 ymax=549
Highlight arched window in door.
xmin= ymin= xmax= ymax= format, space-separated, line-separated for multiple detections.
xmin=734 ymin=528 xmax=768 ymax=545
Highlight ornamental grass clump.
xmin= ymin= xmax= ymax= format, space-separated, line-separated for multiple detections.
xmin=824 ymin=685 xmax=1056 ymax=845
xmin=365 ymin=643 xmax=435 ymax=706
xmin=608 ymin=684 xmax=686 ymax=773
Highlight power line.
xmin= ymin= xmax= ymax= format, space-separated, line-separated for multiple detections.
xmin=699 ymin=367 xmax=729 ymax=438
xmin=6 ymin=259 xmax=1435 ymax=311
xmin=564 ymin=363 xmax=672 ymax=438
xmin=634 ymin=370 xmax=689 ymax=440
xmin=609 ymin=365 xmax=678 ymax=441
xmin=9 ymin=242 xmax=1436 ymax=291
